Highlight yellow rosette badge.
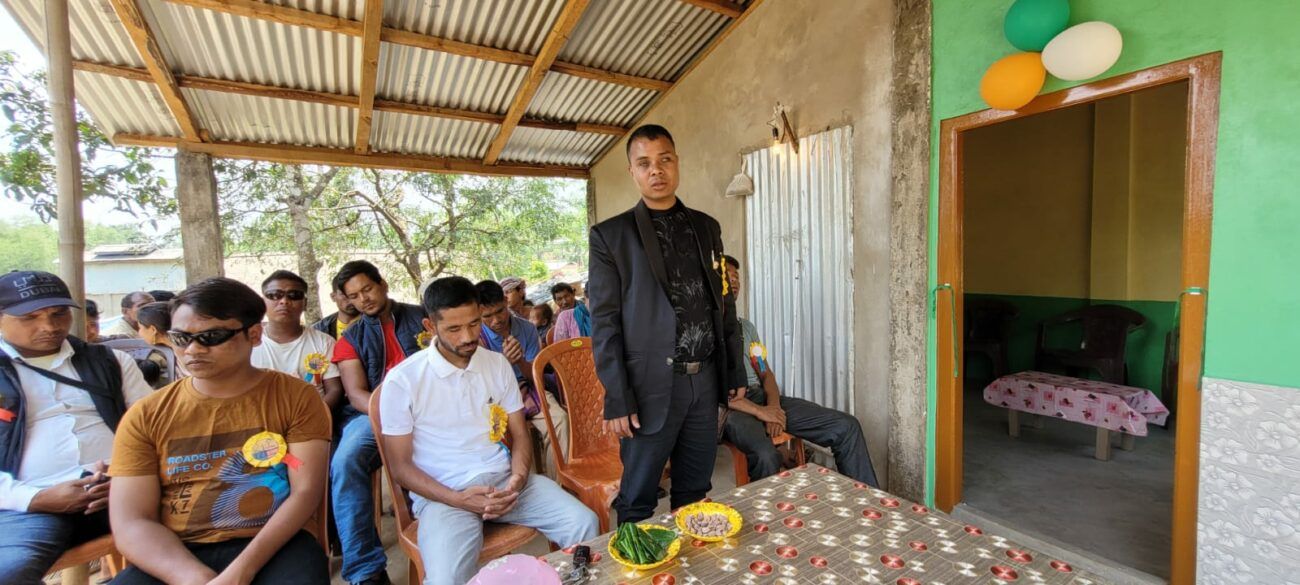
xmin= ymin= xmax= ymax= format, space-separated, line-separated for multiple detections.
xmin=243 ymin=431 xmax=302 ymax=471
xmin=748 ymin=341 xmax=769 ymax=374
xmin=302 ymin=353 xmax=329 ymax=383
xmin=487 ymin=402 xmax=508 ymax=444
xmin=415 ymin=331 xmax=433 ymax=350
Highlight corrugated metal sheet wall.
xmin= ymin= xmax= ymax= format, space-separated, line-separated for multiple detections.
xmin=744 ymin=126 xmax=855 ymax=413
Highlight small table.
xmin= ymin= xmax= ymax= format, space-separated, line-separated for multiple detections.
xmin=542 ymin=463 xmax=1103 ymax=583
xmin=983 ymin=371 xmax=1170 ymax=461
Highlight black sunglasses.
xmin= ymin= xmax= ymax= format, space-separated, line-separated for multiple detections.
xmin=168 ymin=326 xmax=252 ymax=348
xmin=264 ymin=290 xmax=307 ymax=301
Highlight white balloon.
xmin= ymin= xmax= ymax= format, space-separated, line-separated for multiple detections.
xmin=1042 ymin=21 xmax=1124 ymax=81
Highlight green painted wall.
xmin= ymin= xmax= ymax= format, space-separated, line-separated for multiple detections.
xmin=964 ymin=294 xmax=1177 ymax=398
xmin=927 ymin=0 xmax=1300 ymax=503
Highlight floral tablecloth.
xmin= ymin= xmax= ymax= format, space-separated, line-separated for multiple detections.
xmin=983 ymin=371 xmax=1169 ymax=436
xmin=542 ymin=464 xmax=1105 ymax=584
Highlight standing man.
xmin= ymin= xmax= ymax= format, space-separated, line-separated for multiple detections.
xmin=102 ymin=291 xmax=154 ymax=339
xmin=329 ymin=261 xmax=424 ymax=585
xmin=500 ymin=277 xmax=527 ymax=317
xmin=0 ymin=271 xmax=151 ymax=582
xmin=109 ymin=278 xmax=332 ymax=584
xmin=252 ymin=270 xmax=345 ymax=412
xmin=313 ymin=279 xmax=361 ymax=340
xmin=589 ymin=125 xmax=747 ymax=523
xmin=721 ymin=256 xmax=879 ymax=486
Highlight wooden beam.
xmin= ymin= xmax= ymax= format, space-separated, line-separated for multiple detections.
xmin=484 ymin=0 xmax=592 ymax=165
xmin=354 ymin=0 xmax=383 ymax=154
xmin=159 ymin=0 xmax=669 ymax=93
xmin=591 ymin=0 xmax=765 ymax=166
xmin=680 ymin=0 xmax=744 ymax=18
xmin=109 ymin=0 xmax=202 ymax=141
xmin=78 ymin=60 xmax=627 ymax=136
xmin=112 ymin=134 xmax=589 ymax=179
xmin=550 ymin=61 xmax=672 ymax=92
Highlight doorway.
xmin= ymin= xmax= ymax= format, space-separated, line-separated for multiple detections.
xmin=934 ymin=54 xmax=1221 ymax=585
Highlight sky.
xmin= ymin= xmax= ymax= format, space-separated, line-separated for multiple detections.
xmin=0 ymin=10 xmax=180 ymax=234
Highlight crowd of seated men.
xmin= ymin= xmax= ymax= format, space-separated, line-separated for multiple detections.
xmin=0 ymin=254 xmax=876 ymax=584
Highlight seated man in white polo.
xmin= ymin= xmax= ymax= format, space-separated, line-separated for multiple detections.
xmin=378 ymin=276 xmax=597 ymax=585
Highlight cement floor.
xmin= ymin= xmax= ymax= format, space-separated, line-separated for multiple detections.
xmin=961 ymin=383 xmax=1175 ymax=579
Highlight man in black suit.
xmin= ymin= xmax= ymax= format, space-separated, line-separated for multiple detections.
xmin=588 ymin=125 xmax=748 ymax=523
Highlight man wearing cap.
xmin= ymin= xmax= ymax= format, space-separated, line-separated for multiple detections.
xmin=0 ymin=271 xmax=152 ymax=582
xmin=500 ymin=277 xmax=527 ymax=318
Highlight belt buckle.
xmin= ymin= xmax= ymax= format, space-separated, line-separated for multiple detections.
xmin=685 ymin=361 xmax=702 ymax=375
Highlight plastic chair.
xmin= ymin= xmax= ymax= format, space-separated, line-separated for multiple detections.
xmin=724 ymin=432 xmax=807 ymax=487
xmin=367 ymin=387 xmax=539 ymax=585
xmin=1034 ymin=304 xmax=1147 ymax=384
xmin=45 ymin=534 xmax=125 ymax=585
xmin=964 ymin=298 xmax=1019 ymax=380
xmin=531 ymin=337 xmax=622 ymax=533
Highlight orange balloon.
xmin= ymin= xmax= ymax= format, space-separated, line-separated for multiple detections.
xmin=979 ymin=52 xmax=1047 ymax=111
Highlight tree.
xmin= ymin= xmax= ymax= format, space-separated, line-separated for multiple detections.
xmin=0 ymin=51 xmax=172 ymax=224
xmin=0 ymin=218 xmax=152 ymax=273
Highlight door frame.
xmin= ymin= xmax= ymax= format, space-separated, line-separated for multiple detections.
xmin=934 ymin=52 xmax=1221 ymax=585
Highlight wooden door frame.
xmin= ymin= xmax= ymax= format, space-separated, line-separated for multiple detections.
xmin=934 ymin=52 xmax=1221 ymax=585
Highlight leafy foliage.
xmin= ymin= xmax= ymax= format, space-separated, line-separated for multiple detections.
xmin=0 ymin=218 xmax=151 ymax=273
xmin=0 ymin=51 xmax=173 ymax=224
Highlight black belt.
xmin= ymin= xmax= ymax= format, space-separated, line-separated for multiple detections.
xmin=669 ymin=356 xmax=712 ymax=375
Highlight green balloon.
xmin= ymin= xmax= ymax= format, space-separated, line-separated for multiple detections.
xmin=1004 ymin=0 xmax=1070 ymax=52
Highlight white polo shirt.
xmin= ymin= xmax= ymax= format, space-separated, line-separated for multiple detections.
xmin=378 ymin=344 xmax=523 ymax=492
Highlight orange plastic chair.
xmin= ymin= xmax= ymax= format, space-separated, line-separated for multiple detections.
xmin=531 ymin=337 xmax=623 ymax=533
xmin=45 ymin=534 xmax=125 ymax=585
xmin=724 ymin=432 xmax=807 ymax=486
xmin=368 ymin=386 xmax=539 ymax=585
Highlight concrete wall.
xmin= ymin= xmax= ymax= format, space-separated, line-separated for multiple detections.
xmin=588 ymin=0 xmax=897 ymax=486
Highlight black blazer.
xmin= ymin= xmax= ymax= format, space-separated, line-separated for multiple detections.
xmin=588 ymin=199 xmax=747 ymax=435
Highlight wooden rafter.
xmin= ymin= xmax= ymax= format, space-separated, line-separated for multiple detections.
xmin=483 ymin=0 xmax=592 ymax=165
xmin=354 ymin=0 xmax=384 ymax=154
xmin=158 ymin=0 xmax=669 ymax=92
xmin=680 ymin=0 xmax=745 ymax=18
xmin=73 ymin=60 xmax=627 ymax=136
xmin=591 ymin=0 xmax=766 ymax=166
xmin=109 ymin=0 xmax=201 ymax=141
xmin=112 ymin=134 xmax=589 ymax=179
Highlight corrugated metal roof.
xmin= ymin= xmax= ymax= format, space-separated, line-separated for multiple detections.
xmin=370 ymin=110 xmax=496 ymax=159
xmin=384 ymin=0 xmax=562 ymax=54
xmin=376 ymin=44 xmax=525 ymax=113
xmin=499 ymin=126 xmax=613 ymax=167
xmin=184 ymin=88 xmax=356 ymax=148
xmin=525 ymin=72 xmax=656 ymax=126
xmin=559 ymin=0 xmax=736 ymax=80
xmin=1 ymin=0 xmax=750 ymax=171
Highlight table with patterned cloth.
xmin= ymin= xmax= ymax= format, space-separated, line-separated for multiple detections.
xmin=982 ymin=371 xmax=1170 ymax=460
xmin=542 ymin=464 xmax=1105 ymax=584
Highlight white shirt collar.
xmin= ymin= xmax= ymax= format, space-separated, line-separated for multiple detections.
xmin=0 ymin=338 xmax=74 ymax=368
xmin=427 ymin=343 xmax=486 ymax=379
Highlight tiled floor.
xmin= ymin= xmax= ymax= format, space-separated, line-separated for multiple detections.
xmin=329 ymin=446 xmax=743 ymax=584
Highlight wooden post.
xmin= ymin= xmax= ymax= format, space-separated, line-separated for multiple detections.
xmin=1095 ymin=427 xmax=1112 ymax=461
xmin=45 ymin=0 xmax=85 ymax=337
xmin=175 ymin=149 xmax=224 ymax=283
xmin=1007 ymin=409 xmax=1020 ymax=438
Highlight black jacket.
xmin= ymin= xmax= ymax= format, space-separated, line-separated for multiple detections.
xmin=588 ymin=199 xmax=746 ymax=435
xmin=312 ymin=312 xmax=341 ymax=338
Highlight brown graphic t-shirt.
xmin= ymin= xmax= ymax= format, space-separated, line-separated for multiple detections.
xmin=111 ymin=371 xmax=332 ymax=543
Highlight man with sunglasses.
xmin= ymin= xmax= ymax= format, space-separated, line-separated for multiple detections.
xmin=329 ymin=260 xmax=425 ymax=585
xmin=252 ymin=270 xmax=344 ymax=412
xmin=0 ymin=271 xmax=152 ymax=582
xmin=109 ymin=277 xmax=332 ymax=584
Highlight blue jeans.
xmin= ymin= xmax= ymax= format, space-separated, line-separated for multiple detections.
xmin=331 ymin=411 xmax=387 ymax=582
xmin=0 ymin=508 xmax=110 ymax=583
xmin=413 ymin=472 xmax=598 ymax=585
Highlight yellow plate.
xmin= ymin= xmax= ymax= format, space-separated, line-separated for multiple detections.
xmin=674 ymin=502 xmax=743 ymax=542
xmin=607 ymin=523 xmax=682 ymax=571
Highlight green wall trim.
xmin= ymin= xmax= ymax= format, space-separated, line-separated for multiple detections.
xmin=926 ymin=0 xmax=1300 ymax=505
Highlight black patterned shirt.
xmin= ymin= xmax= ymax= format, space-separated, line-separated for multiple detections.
xmin=650 ymin=202 xmax=716 ymax=362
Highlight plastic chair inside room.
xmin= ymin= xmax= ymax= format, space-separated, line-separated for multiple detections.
xmin=1034 ymin=304 xmax=1147 ymax=384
